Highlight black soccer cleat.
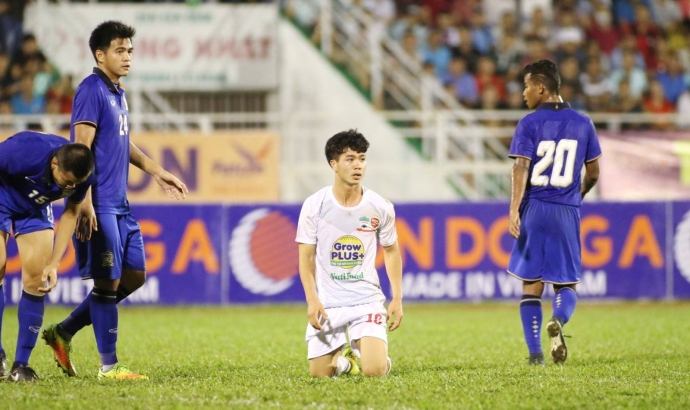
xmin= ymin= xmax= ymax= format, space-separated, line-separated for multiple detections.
xmin=546 ymin=317 xmax=568 ymax=364
xmin=528 ymin=352 xmax=545 ymax=365
xmin=8 ymin=364 xmax=40 ymax=382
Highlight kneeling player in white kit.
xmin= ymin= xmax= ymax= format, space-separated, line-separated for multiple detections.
xmin=296 ymin=130 xmax=404 ymax=378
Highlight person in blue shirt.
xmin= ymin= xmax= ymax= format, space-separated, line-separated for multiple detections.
xmin=507 ymin=60 xmax=602 ymax=366
xmin=0 ymin=131 xmax=94 ymax=382
xmin=42 ymin=21 xmax=188 ymax=380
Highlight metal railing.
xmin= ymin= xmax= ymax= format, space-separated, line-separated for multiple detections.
xmin=7 ymin=110 xmax=686 ymax=201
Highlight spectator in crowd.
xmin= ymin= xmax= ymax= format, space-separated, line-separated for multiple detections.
xmin=0 ymin=50 xmax=9 ymax=96
xmin=0 ymin=0 xmax=21 ymax=55
xmin=622 ymin=4 xmax=661 ymax=69
xmin=420 ymin=29 xmax=452 ymax=78
xmin=520 ymin=36 xmax=554 ymax=69
xmin=24 ymin=56 xmax=52 ymax=98
xmin=475 ymin=56 xmax=505 ymax=103
xmin=469 ymin=8 xmax=493 ymax=55
xmin=559 ymin=56 xmax=583 ymax=96
xmin=610 ymin=34 xmax=646 ymax=70
xmin=613 ymin=0 xmax=654 ymax=25
xmin=656 ymin=53 xmax=688 ymax=104
xmin=523 ymin=7 xmax=551 ymax=42
xmin=587 ymin=7 xmax=620 ymax=55
xmin=677 ymin=85 xmax=690 ymax=128
xmin=46 ymin=74 xmax=75 ymax=114
xmin=610 ymin=49 xmax=648 ymax=99
xmin=493 ymin=11 xmax=518 ymax=46
xmin=443 ymin=56 xmax=478 ymax=107
xmin=11 ymin=74 xmax=45 ymax=114
xmin=400 ymin=31 xmax=422 ymax=66
xmin=436 ymin=12 xmax=460 ymax=49
xmin=494 ymin=32 xmax=524 ymax=76
xmin=611 ymin=78 xmax=644 ymax=114
xmin=581 ymin=58 xmax=613 ymax=111
xmin=644 ymin=79 xmax=675 ymax=129
xmin=553 ymin=8 xmax=586 ymax=65
xmin=284 ymin=0 xmax=319 ymax=34
xmin=651 ymin=0 xmax=683 ymax=31
xmin=453 ymin=26 xmax=481 ymax=72
xmin=11 ymin=33 xmax=46 ymax=68
xmin=585 ymin=39 xmax=610 ymax=72
xmin=477 ymin=84 xmax=504 ymax=126
xmin=504 ymin=83 xmax=526 ymax=110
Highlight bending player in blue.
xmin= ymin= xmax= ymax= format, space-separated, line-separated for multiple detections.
xmin=507 ymin=60 xmax=601 ymax=365
xmin=42 ymin=21 xmax=188 ymax=380
xmin=0 ymin=132 xmax=94 ymax=381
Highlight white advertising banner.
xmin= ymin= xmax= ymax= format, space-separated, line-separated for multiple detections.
xmin=24 ymin=3 xmax=278 ymax=90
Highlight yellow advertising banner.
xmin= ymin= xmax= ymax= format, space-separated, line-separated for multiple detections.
xmin=0 ymin=131 xmax=280 ymax=203
xmin=127 ymin=132 xmax=280 ymax=203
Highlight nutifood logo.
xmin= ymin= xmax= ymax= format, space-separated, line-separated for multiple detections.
xmin=331 ymin=235 xmax=364 ymax=268
xmin=356 ymin=216 xmax=378 ymax=232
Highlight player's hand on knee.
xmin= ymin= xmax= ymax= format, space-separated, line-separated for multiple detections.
xmin=307 ymin=301 xmax=328 ymax=331
xmin=509 ymin=211 xmax=521 ymax=239
xmin=76 ymin=204 xmax=97 ymax=241
xmin=38 ymin=264 xmax=58 ymax=293
xmin=153 ymin=170 xmax=188 ymax=200
xmin=387 ymin=299 xmax=403 ymax=331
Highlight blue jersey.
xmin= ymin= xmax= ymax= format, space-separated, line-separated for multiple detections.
xmin=71 ymin=67 xmax=130 ymax=215
xmin=509 ymin=102 xmax=602 ymax=207
xmin=0 ymin=131 xmax=91 ymax=215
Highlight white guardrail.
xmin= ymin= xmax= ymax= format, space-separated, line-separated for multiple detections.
xmin=5 ymin=110 xmax=687 ymax=201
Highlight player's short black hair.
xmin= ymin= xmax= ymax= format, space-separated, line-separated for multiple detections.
xmin=56 ymin=143 xmax=95 ymax=180
xmin=524 ymin=60 xmax=561 ymax=94
xmin=325 ymin=129 xmax=370 ymax=163
xmin=89 ymin=21 xmax=136 ymax=62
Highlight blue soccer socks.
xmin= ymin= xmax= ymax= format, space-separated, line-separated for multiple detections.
xmin=520 ymin=295 xmax=543 ymax=355
xmin=60 ymin=290 xmax=93 ymax=338
xmin=553 ymin=287 xmax=577 ymax=325
xmin=91 ymin=288 xmax=118 ymax=366
xmin=0 ymin=284 xmax=5 ymax=356
xmin=14 ymin=291 xmax=45 ymax=367
xmin=61 ymin=285 xmax=133 ymax=338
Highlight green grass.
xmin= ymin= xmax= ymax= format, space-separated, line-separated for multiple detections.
xmin=1 ymin=303 xmax=689 ymax=409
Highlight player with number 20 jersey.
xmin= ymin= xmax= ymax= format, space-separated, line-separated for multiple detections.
xmin=507 ymin=60 xmax=601 ymax=366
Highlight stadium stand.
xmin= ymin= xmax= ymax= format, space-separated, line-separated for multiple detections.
xmin=286 ymin=0 xmax=690 ymax=129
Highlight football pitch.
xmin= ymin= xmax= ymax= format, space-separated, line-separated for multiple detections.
xmin=0 ymin=302 xmax=689 ymax=409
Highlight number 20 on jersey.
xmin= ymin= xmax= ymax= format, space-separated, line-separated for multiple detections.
xmin=531 ymin=139 xmax=578 ymax=187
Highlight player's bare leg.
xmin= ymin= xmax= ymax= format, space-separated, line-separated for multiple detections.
xmin=309 ymin=344 xmax=359 ymax=378
xmin=355 ymin=337 xmax=390 ymax=377
xmin=10 ymin=230 xmax=53 ymax=381
xmin=0 ymin=231 xmax=8 ymax=379
xmin=309 ymin=347 xmax=340 ymax=378
xmin=120 ymin=269 xmax=146 ymax=296
xmin=522 ymin=280 xmax=545 ymax=365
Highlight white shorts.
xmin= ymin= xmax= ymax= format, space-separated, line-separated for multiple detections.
xmin=305 ymin=301 xmax=388 ymax=359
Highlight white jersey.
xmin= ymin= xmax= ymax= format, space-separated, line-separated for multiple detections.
xmin=295 ymin=186 xmax=398 ymax=309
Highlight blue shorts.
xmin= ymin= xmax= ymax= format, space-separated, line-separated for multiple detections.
xmin=74 ymin=212 xmax=146 ymax=280
xmin=0 ymin=205 xmax=54 ymax=236
xmin=507 ymin=200 xmax=581 ymax=285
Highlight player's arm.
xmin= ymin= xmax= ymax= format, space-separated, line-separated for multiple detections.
xmin=73 ymin=123 xmax=98 ymax=241
xmin=581 ymin=158 xmax=600 ymax=199
xmin=298 ymin=243 xmax=328 ymax=330
xmin=38 ymin=200 xmax=81 ymax=293
xmin=509 ymin=157 xmax=531 ymax=239
xmin=129 ymin=141 xmax=188 ymax=200
xmin=382 ymin=242 xmax=403 ymax=331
